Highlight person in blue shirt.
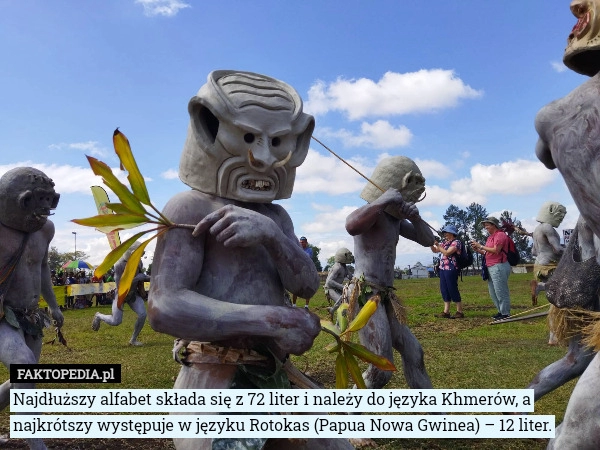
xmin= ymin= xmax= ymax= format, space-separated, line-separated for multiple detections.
xmin=292 ymin=236 xmax=313 ymax=308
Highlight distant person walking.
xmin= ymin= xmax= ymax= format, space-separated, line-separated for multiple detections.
xmin=292 ymin=236 xmax=313 ymax=308
xmin=430 ymin=225 xmax=464 ymax=318
xmin=471 ymin=216 xmax=511 ymax=320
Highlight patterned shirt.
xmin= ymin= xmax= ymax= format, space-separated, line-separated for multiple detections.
xmin=440 ymin=239 xmax=462 ymax=270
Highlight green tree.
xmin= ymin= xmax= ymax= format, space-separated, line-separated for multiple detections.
xmin=47 ymin=246 xmax=90 ymax=272
xmin=442 ymin=203 xmax=489 ymax=268
xmin=308 ymin=244 xmax=322 ymax=271
xmin=499 ymin=210 xmax=533 ymax=263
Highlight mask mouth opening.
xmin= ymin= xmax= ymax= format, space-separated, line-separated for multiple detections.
xmin=564 ymin=49 xmax=600 ymax=76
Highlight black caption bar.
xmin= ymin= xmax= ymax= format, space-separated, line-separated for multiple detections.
xmin=10 ymin=364 xmax=121 ymax=383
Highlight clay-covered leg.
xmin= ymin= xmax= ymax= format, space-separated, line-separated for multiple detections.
xmin=527 ymin=335 xmax=595 ymax=401
xmin=128 ymin=296 xmax=147 ymax=346
xmin=386 ymin=300 xmax=433 ymax=389
xmin=358 ymin=303 xmax=394 ymax=389
xmin=92 ymin=297 xmax=123 ymax=330
xmin=0 ymin=322 xmax=47 ymax=450
xmin=547 ymin=352 xmax=600 ymax=450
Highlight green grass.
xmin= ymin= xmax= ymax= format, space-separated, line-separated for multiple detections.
xmin=0 ymin=273 xmax=573 ymax=449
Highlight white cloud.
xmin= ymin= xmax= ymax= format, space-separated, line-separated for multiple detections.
xmin=414 ymin=158 xmax=453 ymax=180
xmin=305 ymin=70 xmax=483 ymax=120
xmin=460 ymin=160 xmax=557 ymax=195
xmin=161 ymin=168 xmax=179 ymax=179
xmin=0 ymin=162 xmax=129 ymax=195
xmin=303 ymin=205 xmax=358 ymax=235
xmin=320 ymin=120 xmax=412 ymax=149
xmin=294 ymin=149 xmax=373 ymax=195
xmin=135 ymin=0 xmax=190 ymax=17
xmin=49 ymin=141 xmax=108 ymax=157
xmin=551 ymin=61 xmax=567 ymax=73
xmin=418 ymin=159 xmax=558 ymax=208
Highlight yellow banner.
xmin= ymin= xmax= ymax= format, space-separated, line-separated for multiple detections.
xmin=39 ymin=282 xmax=149 ymax=307
xmin=91 ymin=185 xmax=122 ymax=250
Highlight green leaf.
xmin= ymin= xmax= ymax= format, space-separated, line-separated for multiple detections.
xmin=105 ymin=203 xmax=141 ymax=215
xmin=87 ymin=156 xmax=146 ymax=215
xmin=3 ymin=307 xmax=20 ymax=329
xmin=344 ymin=350 xmax=366 ymax=389
xmin=343 ymin=296 xmax=379 ymax=334
xmin=95 ymin=232 xmax=149 ymax=278
xmin=72 ymin=214 xmax=148 ymax=227
xmin=335 ymin=352 xmax=348 ymax=389
xmin=342 ymin=341 xmax=396 ymax=371
xmin=324 ymin=342 xmax=340 ymax=354
xmin=113 ymin=129 xmax=151 ymax=206
xmin=336 ymin=303 xmax=349 ymax=333
xmin=117 ymin=237 xmax=153 ymax=308
xmin=320 ymin=319 xmax=340 ymax=336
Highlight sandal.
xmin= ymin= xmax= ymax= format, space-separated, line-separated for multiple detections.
xmin=436 ymin=312 xmax=451 ymax=319
xmin=453 ymin=312 xmax=465 ymax=319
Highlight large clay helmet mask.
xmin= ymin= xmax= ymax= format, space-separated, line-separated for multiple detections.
xmin=360 ymin=156 xmax=426 ymax=219
xmin=564 ymin=0 xmax=600 ymax=75
xmin=536 ymin=201 xmax=567 ymax=227
xmin=179 ymin=70 xmax=315 ymax=202
xmin=0 ymin=167 xmax=60 ymax=233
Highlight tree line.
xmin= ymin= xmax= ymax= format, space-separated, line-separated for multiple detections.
xmin=440 ymin=203 xmax=533 ymax=267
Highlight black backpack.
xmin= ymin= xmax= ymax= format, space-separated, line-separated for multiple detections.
xmin=455 ymin=240 xmax=473 ymax=271
xmin=503 ymin=236 xmax=520 ymax=266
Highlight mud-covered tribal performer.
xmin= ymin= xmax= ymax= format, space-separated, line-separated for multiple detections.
xmin=0 ymin=167 xmax=63 ymax=450
xmin=148 ymin=70 xmax=354 ymax=450
xmin=345 ymin=156 xmax=435 ymax=390
xmin=92 ymin=241 xmax=150 ymax=346
xmin=534 ymin=1 xmax=600 ymax=447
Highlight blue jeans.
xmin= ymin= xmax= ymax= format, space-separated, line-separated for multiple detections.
xmin=439 ymin=268 xmax=461 ymax=302
xmin=487 ymin=261 xmax=511 ymax=315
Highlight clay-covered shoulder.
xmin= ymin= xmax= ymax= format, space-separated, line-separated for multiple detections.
xmin=161 ymin=190 xmax=223 ymax=223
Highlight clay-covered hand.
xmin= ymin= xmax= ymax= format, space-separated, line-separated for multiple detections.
xmin=50 ymin=307 xmax=64 ymax=328
xmin=192 ymin=205 xmax=279 ymax=248
xmin=269 ymin=307 xmax=321 ymax=356
xmin=376 ymin=188 xmax=405 ymax=209
xmin=402 ymin=201 xmax=421 ymax=221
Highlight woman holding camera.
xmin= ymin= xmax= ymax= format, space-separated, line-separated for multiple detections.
xmin=430 ymin=224 xmax=464 ymax=319
xmin=471 ymin=216 xmax=511 ymax=320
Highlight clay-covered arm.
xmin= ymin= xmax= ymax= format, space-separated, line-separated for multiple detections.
xmin=40 ymin=224 xmax=63 ymax=327
xmin=148 ymin=200 xmax=320 ymax=357
xmin=325 ymin=264 xmax=346 ymax=291
xmin=346 ymin=188 xmax=405 ymax=236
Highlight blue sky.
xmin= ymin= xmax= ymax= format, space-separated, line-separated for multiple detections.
xmin=0 ymin=0 xmax=587 ymax=270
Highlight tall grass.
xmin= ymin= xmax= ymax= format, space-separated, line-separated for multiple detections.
xmin=0 ymin=273 xmax=574 ymax=449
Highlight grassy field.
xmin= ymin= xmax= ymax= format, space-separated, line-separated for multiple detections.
xmin=0 ymin=272 xmax=574 ymax=449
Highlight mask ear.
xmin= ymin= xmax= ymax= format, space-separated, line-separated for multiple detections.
xmin=289 ymin=115 xmax=315 ymax=168
xmin=18 ymin=190 xmax=33 ymax=210
xmin=188 ymin=96 xmax=220 ymax=156
xmin=401 ymin=170 xmax=414 ymax=191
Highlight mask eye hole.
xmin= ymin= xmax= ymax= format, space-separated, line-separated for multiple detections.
xmin=244 ymin=133 xmax=255 ymax=144
xmin=272 ymin=137 xmax=281 ymax=147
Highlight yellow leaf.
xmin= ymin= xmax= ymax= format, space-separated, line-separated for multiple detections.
xmin=105 ymin=203 xmax=140 ymax=215
xmin=343 ymin=296 xmax=380 ymax=334
xmin=343 ymin=341 xmax=396 ymax=371
xmin=87 ymin=156 xmax=146 ymax=215
xmin=335 ymin=352 xmax=348 ymax=389
xmin=324 ymin=342 xmax=340 ymax=354
xmin=94 ymin=232 xmax=149 ymax=278
xmin=113 ymin=129 xmax=151 ymax=206
xmin=344 ymin=350 xmax=366 ymax=389
xmin=336 ymin=303 xmax=349 ymax=333
xmin=320 ymin=319 xmax=340 ymax=336
xmin=72 ymin=214 xmax=148 ymax=227
xmin=117 ymin=238 xmax=152 ymax=308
